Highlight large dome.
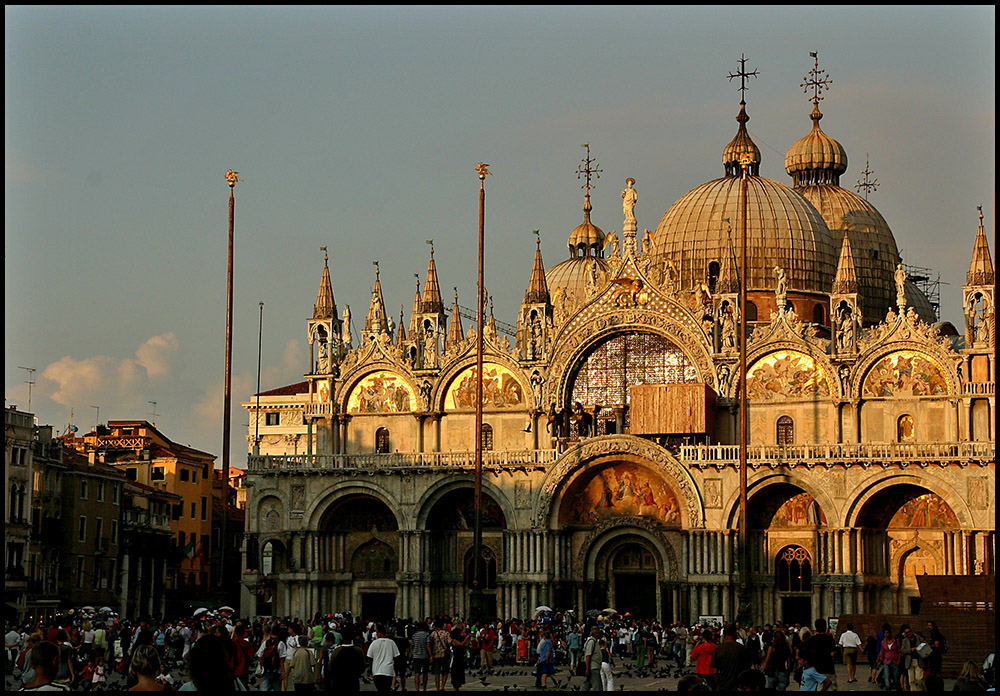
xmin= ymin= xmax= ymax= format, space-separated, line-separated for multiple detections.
xmin=653 ymin=175 xmax=839 ymax=294
xmin=795 ymin=184 xmax=902 ymax=322
xmin=546 ymin=256 xmax=610 ymax=299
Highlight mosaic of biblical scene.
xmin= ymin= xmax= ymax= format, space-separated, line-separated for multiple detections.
xmin=347 ymin=371 xmax=415 ymax=413
xmin=757 ymin=492 xmax=827 ymax=528
xmin=747 ymin=351 xmax=830 ymax=401
xmin=560 ymin=462 xmax=681 ymax=527
xmin=888 ymin=493 xmax=958 ymax=529
xmin=862 ymin=351 xmax=948 ymax=397
xmin=445 ymin=364 xmax=525 ymax=410
xmin=427 ymin=489 xmax=507 ymax=530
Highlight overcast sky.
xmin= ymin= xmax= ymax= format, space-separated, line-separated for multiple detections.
xmin=5 ymin=6 xmax=995 ymax=461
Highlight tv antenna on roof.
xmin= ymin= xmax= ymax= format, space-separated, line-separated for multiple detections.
xmin=18 ymin=366 xmax=36 ymax=412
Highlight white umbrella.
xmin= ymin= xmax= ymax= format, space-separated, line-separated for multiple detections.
xmin=81 ymin=606 xmax=96 ymax=613
xmin=535 ymin=605 xmax=553 ymax=613
xmin=192 ymin=607 xmax=209 ymax=616
xmin=98 ymin=607 xmax=113 ymax=614
xmin=601 ymin=607 xmax=617 ymax=615
xmin=219 ymin=606 xmax=235 ymax=614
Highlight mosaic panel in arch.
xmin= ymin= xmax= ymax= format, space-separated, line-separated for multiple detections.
xmin=347 ymin=371 xmax=415 ymax=413
xmin=758 ymin=492 xmax=827 ymax=529
xmin=559 ymin=462 xmax=681 ymax=527
xmin=888 ymin=493 xmax=958 ymax=529
xmin=445 ymin=364 xmax=525 ymax=409
xmin=862 ymin=351 xmax=948 ymax=397
xmin=747 ymin=350 xmax=830 ymax=401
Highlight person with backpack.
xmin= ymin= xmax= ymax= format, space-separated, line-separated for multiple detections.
xmin=287 ymin=634 xmax=317 ymax=692
xmin=429 ymin=620 xmax=451 ymax=691
xmin=231 ymin=624 xmax=255 ymax=690
xmin=924 ymin=620 xmax=947 ymax=677
xmin=581 ymin=626 xmax=602 ymax=691
xmin=326 ymin=625 xmax=365 ymax=694
xmin=255 ymin=623 xmax=286 ymax=691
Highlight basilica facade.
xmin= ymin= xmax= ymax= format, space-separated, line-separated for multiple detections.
xmin=239 ymin=68 xmax=995 ymax=626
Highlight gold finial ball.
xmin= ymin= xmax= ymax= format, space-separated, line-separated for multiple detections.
xmin=225 ymin=169 xmax=240 ymax=187
xmin=475 ymin=162 xmax=492 ymax=180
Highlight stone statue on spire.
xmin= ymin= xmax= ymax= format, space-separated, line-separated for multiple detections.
xmin=621 ymin=177 xmax=638 ymax=255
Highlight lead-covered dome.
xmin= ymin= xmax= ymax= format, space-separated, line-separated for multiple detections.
xmin=653 ymin=175 xmax=839 ymax=294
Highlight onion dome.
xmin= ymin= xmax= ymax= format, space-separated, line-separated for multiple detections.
xmin=567 ymin=196 xmax=605 ymax=257
xmin=653 ymin=176 xmax=838 ymax=294
xmin=546 ymin=256 xmax=611 ymax=299
xmin=905 ymin=281 xmax=937 ymax=324
xmin=784 ymin=104 xmax=848 ymax=186
xmin=722 ymin=102 xmax=761 ymax=177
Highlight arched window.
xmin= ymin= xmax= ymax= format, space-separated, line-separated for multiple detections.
xmin=745 ymin=301 xmax=758 ymax=322
xmin=896 ymin=415 xmax=915 ymax=442
xmin=707 ymin=261 xmax=720 ymax=293
xmin=813 ymin=303 xmax=826 ymax=325
xmin=464 ymin=546 xmax=498 ymax=589
xmin=351 ymin=540 xmax=397 ymax=579
xmin=776 ymin=416 xmax=795 ymax=446
xmin=776 ymin=546 xmax=812 ymax=592
xmin=481 ymin=423 xmax=494 ymax=451
xmin=375 ymin=427 xmax=390 ymax=454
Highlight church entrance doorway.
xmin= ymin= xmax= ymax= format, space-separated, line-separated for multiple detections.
xmin=361 ymin=592 xmax=396 ymax=622
xmin=780 ymin=595 xmax=811 ymax=626
xmin=611 ymin=543 xmax=659 ymax=620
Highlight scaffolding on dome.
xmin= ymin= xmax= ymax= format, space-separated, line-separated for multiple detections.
xmin=903 ymin=263 xmax=946 ymax=322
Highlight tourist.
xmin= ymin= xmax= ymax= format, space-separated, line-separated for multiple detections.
xmin=179 ymin=633 xmax=239 ymax=692
xmin=803 ymin=619 xmax=838 ymax=690
xmin=410 ymin=621 xmax=431 ymax=691
xmin=567 ymin=625 xmax=583 ymax=674
xmin=429 ymin=619 xmax=452 ymax=691
xmin=367 ymin=623 xmax=400 ymax=694
xmin=52 ymin=630 xmax=74 ymax=689
xmin=325 ymin=625 xmax=365 ymax=694
xmin=690 ymin=630 xmax=716 ymax=690
xmin=287 ymin=634 xmax=317 ymax=692
xmin=448 ymin=621 xmax=469 ymax=691
xmin=598 ymin=637 xmax=615 ymax=692
xmin=256 ymin=623 xmax=287 ymax=691
xmin=127 ymin=645 xmax=166 ymax=692
xmin=837 ymin=622 xmax=862 ymax=683
xmin=952 ymin=659 xmax=988 ymax=692
xmin=538 ymin=630 xmax=561 ymax=689
xmin=477 ymin=622 xmax=496 ymax=673
xmin=19 ymin=640 xmax=69 ymax=692
xmin=711 ymin=624 xmax=751 ymax=691
xmin=924 ymin=621 xmax=947 ymax=677
xmin=392 ymin=624 xmax=410 ymax=691
xmin=876 ymin=626 xmax=902 ymax=691
xmin=797 ymin=648 xmax=832 ymax=692
xmin=762 ymin=628 xmax=792 ymax=691
xmin=582 ymin=626 xmax=602 ymax=691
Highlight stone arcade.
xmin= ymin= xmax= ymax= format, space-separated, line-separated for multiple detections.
xmin=239 ymin=62 xmax=995 ymax=625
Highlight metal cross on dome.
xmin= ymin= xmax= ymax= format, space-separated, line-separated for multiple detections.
xmin=801 ymin=51 xmax=833 ymax=105
xmin=576 ymin=143 xmax=603 ymax=196
xmin=855 ymin=154 xmax=879 ymax=200
xmin=727 ymin=53 xmax=759 ymax=100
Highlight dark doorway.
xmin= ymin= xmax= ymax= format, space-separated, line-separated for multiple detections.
xmin=615 ymin=574 xmax=656 ymax=619
xmin=780 ymin=595 xmax=811 ymax=626
xmin=361 ymin=592 xmax=396 ymax=622
xmin=909 ymin=596 xmax=922 ymax=615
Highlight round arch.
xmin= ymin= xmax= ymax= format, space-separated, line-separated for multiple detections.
xmin=414 ymin=476 xmax=515 ymax=531
xmin=842 ymin=473 xmax=972 ymax=529
xmin=852 ymin=344 xmax=957 ymax=398
xmin=578 ymin=522 xmax=679 ymax=582
xmin=434 ymin=357 xmax=530 ymax=413
xmin=548 ymin=322 xmax=715 ymax=410
xmin=305 ymin=480 xmax=409 ymax=530
xmin=536 ymin=435 xmax=704 ymax=529
xmin=739 ymin=346 xmax=839 ymax=402
xmin=339 ymin=367 xmax=418 ymax=414
xmin=723 ymin=472 xmax=838 ymax=530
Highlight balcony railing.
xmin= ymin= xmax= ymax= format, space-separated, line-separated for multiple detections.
xmin=963 ymin=381 xmax=995 ymax=396
xmin=247 ymin=439 xmax=993 ymax=474
xmin=679 ymin=441 xmax=995 ymax=468
xmin=122 ymin=508 xmax=171 ymax=531
xmin=303 ymin=402 xmax=335 ymax=418
xmin=248 ymin=448 xmax=558 ymax=473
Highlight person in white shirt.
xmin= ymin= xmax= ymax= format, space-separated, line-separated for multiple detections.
xmin=366 ymin=624 xmax=400 ymax=693
xmin=837 ymin=622 xmax=863 ymax=683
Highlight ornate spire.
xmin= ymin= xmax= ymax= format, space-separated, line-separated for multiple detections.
xmin=313 ymin=246 xmax=337 ymax=320
xmin=408 ymin=275 xmax=422 ymax=335
xmin=523 ymin=233 xmax=550 ymax=305
xmin=716 ymin=219 xmax=740 ymax=294
xmin=785 ymin=52 xmax=847 ymax=186
xmin=832 ymin=232 xmax=859 ymax=294
xmin=724 ymin=55 xmax=761 ymax=177
xmin=446 ymin=288 xmax=464 ymax=347
xmin=568 ymin=145 xmax=606 ymax=256
xmin=421 ymin=240 xmax=444 ymax=313
xmin=396 ymin=306 xmax=407 ymax=344
xmin=967 ymin=206 xmax=995 ymax=285
xmin=363 ymin=261 xmax=389 ymax=335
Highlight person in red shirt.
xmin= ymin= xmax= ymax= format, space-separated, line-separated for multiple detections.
xmin=478 ymin=624 xmax=497 ymax=673
xmin=231 ymin=623 xmax=255 ymax=690
xmin=690 ymin=630 xmax=718 ymax=690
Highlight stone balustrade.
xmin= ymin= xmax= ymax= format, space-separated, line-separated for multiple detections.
xmin=248 ymin=448 xmax=558 ymax=473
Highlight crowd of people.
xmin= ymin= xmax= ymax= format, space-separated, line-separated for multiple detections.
xmin=4 ymin=609 xmax=994 ymax=692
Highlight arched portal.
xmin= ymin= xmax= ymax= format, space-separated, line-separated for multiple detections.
xmin=585 ymin=529 xmax=676 ymax=623
xmin=424 ymin=487 xmax=507 ymax=619
xmin=855 ymin=484 xmax=959 ymax=614
xmin=567 ymin=332 xmax=698 ymax=435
